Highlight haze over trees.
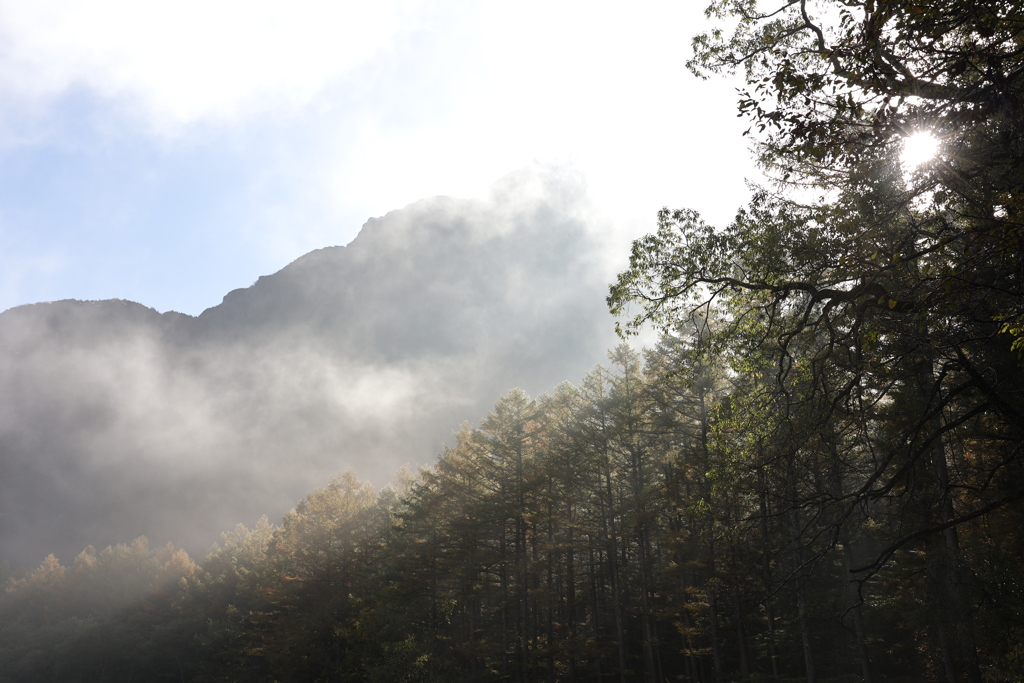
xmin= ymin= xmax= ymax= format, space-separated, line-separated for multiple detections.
xmin=0 ymin=166 xmax=621 ymax=568
xmin=2 ymin=0 xmax=1023 ymax=681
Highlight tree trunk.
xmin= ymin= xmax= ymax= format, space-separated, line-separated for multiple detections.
xmin=842 ymin=542 xmax=874 ymax=683
xmin=604 ymin=467 xmax=628 ymax=683
xmin=709 ymin=590 xmax=723 ymax=680
xmin=792 ymin=506 xmax=817 ymax=683
xmin=758 ymin=466 xmax=781 ymax=678
xmin=732 ymin=591 xmax=750 ymax=676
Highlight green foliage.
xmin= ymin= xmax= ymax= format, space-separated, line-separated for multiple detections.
xmin=608 ymin=1 xmax=1024 ymax=682
xmin=3 ymin=355 xmax=1023 ymax=680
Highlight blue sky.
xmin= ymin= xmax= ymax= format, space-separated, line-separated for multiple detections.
xmin=0 ymin=0 xmax=757 ymax=316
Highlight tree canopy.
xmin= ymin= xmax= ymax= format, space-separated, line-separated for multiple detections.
xmin=608 ymin=1 xmax=1024 ymax=681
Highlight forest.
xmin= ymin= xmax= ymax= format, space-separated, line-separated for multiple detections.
xmin=2 ymin=0 xmax=1023 ymax=681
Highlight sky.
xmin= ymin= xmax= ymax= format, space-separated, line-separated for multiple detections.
xmin=0 ymin=0 xmax=758 ymax=316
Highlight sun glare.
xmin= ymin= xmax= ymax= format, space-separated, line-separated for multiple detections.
xmin=901 ymin=132 xmax=939 ymax=169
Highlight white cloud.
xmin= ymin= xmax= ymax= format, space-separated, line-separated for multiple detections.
xmin=0 ymin=0 xmax=761 ymax=316
xmin=319 ymin=0 xmax=758 ymax=241
xmin=0 ymin=0 xmax=422 ymax=126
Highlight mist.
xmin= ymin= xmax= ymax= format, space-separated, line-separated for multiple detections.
xmin=0 ymin=165 xmax=625 ymax=568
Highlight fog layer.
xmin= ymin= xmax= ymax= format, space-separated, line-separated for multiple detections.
xmin=0 ymin=166 xmax=621 ymax=567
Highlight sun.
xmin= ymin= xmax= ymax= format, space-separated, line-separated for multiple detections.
xmin=901 ymin=132 xmax=940 ymax=169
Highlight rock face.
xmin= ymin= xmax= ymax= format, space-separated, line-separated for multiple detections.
xmin=0 ymin=167 xmax=621 ymax=568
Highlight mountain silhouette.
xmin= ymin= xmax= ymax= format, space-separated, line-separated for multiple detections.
xmin=0 ymin=166 xmax=622 ymax=568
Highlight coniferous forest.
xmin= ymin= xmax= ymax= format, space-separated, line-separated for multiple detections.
xmin=3 ymin=1 xmax=1024 ymax=681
